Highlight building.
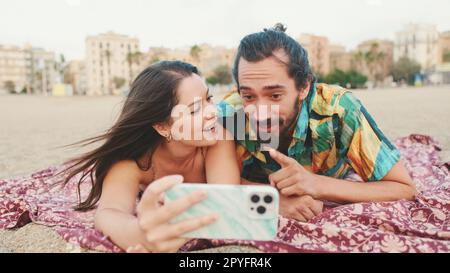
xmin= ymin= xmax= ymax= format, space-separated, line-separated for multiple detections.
xmin=142 ymin=44 xmax=236 ymax=78
xmin=194 ymin=44 xmax=236 ymax=77
xmin=438 ymin=31 xmax=450 ymax=64
xmin=329 ymin=44 xmax=354 ymax=72
xmin=85 ymin=32 xmax=140 ymax=95
xmin=394 ymin=23 xmax=440 ymax=70
xmin=0 ymin=44 xmax=29 ymax=93
xmin=143 ymin=46 xmax=191 ymax=66
xmin=298 ymin=34 xmax=331 ymax=76
xmin=0 ymin=44 xmax=56 ymax=94
xmin=25 ymin=45 xmax=57 ymax=95
xmin=65 ymin=60 xmax=87 ymax=95
xmin=356 ymin=39 xmax=394 ymax=83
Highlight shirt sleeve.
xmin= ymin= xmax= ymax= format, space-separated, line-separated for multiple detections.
xmin=338 ymin=92 xmax=401 ymax=181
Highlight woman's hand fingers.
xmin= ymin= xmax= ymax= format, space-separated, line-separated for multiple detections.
xmin=151 ymin=238 xmax=190 ymax=253
xmin=139 ymin=189 xmax=208 ymax=232
xmin=150 ymin=189 xmax=208 ymax=226
xmin=137 ymin=175 xmax=183 ymax=215
xmin=126 ymin=244 xmax=150 ymax=253
xmin=147 ymin=213 xmax=218 ymax=242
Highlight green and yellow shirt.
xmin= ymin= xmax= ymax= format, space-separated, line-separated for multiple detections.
xmin=217 ymin=83 xmax=400 ymax=183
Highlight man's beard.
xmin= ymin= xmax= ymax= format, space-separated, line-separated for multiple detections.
xmin=253 ymin=95 xmax=301 ymax=149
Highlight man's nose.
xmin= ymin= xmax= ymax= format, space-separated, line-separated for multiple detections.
xmin=251 ymin=103 xmax=273 ymax=122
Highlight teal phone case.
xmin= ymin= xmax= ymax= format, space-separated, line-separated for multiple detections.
xmin=164 ymin=183 xmax=279 ymax=241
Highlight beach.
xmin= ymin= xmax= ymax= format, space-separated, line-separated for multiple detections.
xmin=1 ymin=85 xmax=450 ymax=253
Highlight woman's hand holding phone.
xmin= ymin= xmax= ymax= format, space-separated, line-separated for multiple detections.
xmin=132 ymin=175 xmax=218 ymax=253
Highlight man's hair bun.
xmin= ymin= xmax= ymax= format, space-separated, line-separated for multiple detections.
xmin=264 ymin=23 xmax=287 ymax=33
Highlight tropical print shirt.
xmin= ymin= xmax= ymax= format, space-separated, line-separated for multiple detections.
xmin=217 ymin=83 xmax=400 ymax=183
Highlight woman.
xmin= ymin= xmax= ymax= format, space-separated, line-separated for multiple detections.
xmin=61 ymin=60 xmax=240 ymax=252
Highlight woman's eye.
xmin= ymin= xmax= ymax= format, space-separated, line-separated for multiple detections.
xmin=242 ymin=95 xmax=253 ymax=101
xmin=206 ymin=95 xmax=213 ymax=102
xmin=190 ymin=107 xmax=200 ymax=115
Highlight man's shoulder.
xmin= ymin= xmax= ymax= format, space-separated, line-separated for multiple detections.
xmin=217 ymin=87 xmax=242 ymax=117
xmin=311 ymin=83 xmax=360 ymax=117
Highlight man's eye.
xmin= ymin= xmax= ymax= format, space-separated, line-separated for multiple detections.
xmin=242 ymin=95 xmax=253 ymax=101
xmin=206 ymin=95 xmax=213 ymax=102
xmin=271 ymin=94 xmax=282 ymax=100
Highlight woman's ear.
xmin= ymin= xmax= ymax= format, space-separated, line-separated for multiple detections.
xmin=152 ymin=123 xmax=171 ymax=138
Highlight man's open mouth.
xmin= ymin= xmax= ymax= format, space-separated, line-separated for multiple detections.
xmin=256 ymin=119 xmax=280 ymax=133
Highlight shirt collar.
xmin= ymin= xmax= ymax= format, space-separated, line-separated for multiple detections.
xmin=287 ymin=81 xmax=316 ymax=156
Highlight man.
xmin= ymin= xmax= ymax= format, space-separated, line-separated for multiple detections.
xmin=217 ymin=24 xmax=416 ymax=222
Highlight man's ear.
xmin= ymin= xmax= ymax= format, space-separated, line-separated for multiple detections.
xmin=152 ymin=123 xmax=170 ymax=138
xmin=298 ymin=81 xmax=311 ymax=101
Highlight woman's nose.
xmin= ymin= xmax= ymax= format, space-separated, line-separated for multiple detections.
xmin=204 ymin=103 xmax=217 ymax=119
xmin=206 ymin=110 xmax=217 ymax=119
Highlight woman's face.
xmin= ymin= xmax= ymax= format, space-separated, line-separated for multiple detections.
xmin=169 ymin=73 xmax=219 ymax=147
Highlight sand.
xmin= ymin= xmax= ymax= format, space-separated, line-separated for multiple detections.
xmin=1 ymin=85 xmax=449 ymax=252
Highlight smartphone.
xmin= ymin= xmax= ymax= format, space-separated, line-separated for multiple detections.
xmin=164 ymin=183 xmax=279 ymax=241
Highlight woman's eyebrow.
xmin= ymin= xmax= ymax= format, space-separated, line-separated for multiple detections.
xmin=187 ymin=88 xmax=209 ymax=107
xmin=188 ymin=98 xmax=202 ymax=107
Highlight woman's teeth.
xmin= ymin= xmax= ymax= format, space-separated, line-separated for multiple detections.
xmin=203 ymin=125 xmax=216 ymax=132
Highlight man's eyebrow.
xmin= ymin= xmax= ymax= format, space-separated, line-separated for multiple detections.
xmin=239 ymin=84 xmax=286 ymax=92
xmin=239 ymin=85 xmax=252 ymax=91
xmin=262 ymin=84 xmax=286 ymax=91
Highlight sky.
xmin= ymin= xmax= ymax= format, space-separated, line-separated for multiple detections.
xmin=1 ymin=0 xmax=450 ymax=60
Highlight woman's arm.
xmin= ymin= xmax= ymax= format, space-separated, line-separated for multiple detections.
xmin=95 ymin=161 xmax=218 ymax=252
xmin=205 ymin=127 xmax=240 ymax=184
xmin=94 ymin=160 xmax=149 ymax=250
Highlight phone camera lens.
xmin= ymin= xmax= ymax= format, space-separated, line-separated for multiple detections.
xmin=251 ymin=194 xmax=260 ymax=203
xmin=264 ymin=195 xmax=273 ymax=204
xmin=257 ymin=206 xmax=266 ymax=214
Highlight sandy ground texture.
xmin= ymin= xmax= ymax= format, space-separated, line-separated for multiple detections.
xmin=1 ymin=85 xmax=449 ymax=252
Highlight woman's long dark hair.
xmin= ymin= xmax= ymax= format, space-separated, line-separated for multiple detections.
xmin=59 ymin=60 xmax=200 ymax=211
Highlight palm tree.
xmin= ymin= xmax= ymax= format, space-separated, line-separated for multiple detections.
xmin=365 ymin=43 xmax=385 ymax=84
xmin=104 ymin=50 xmax=113 ymax=94
xmin=126 ymin=51 xmax=142 ymax=86
xmin=58 ymin=54 xmax=66 ymax=84
xmin=190 ymin=45 xmax=201 ymax=63
xmin=354 ymin=51 xmax=365 ymax=69
xmin=354 ymin=42 xmax=385 ymax=86
xmin=4 ymin=81 xmax=15 ymax=93
xmin=113 ymin=76 xmax=126 ymax=90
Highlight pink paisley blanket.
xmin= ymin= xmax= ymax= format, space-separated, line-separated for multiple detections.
xmin=1 ymin=134 xmax=449 ymax=253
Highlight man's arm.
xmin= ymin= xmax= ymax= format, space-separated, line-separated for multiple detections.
xmin=315 ymin=161 xmax=416 ymax=203
xmin=267 ymin=148 xmax=417 ymax=204
xmin=241 ymin=178 xmax=324 ymax=222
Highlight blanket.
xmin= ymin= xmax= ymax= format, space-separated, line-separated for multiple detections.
xmin=1 ymin=134 xmax=449 ymax=253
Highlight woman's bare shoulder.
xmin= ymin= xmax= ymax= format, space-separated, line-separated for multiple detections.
xmin=106 ymin=159 xmax=146 ymax=183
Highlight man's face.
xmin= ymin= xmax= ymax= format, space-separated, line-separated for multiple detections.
xmin=237 ymin=50 xmax=310 ymax=143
